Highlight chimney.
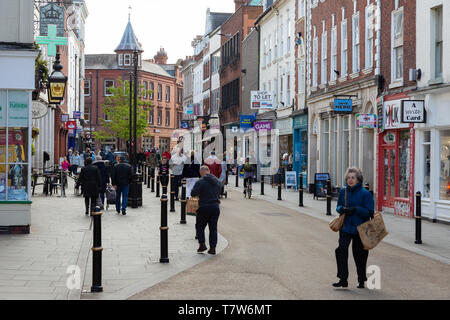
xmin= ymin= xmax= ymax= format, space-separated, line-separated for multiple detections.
xmin=235 ymin=0 xmax=249 ymax=11
xmin=154 ymin=47 xmax=168 ymax=65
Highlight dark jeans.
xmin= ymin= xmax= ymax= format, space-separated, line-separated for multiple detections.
xmin=84 ymin=196 xmax=98 ymax=213
xmin=174 ymin=175 xmax=182 ymax=199
xmin=115 ymin=185 xmax=129 ymax=212
xmin=196 ymin=206 xmax=220 ymax=248
xmin=335 ymin=230 xmax=369 ymax=283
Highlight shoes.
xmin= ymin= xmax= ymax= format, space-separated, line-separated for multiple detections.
xmin=197 ymin=243 xmax=207 ymax=253
xmin=357 ymin=282 xmax=365 ymax=289
xmin=116 ymin=209 xmax=120 ymax=214
xmin=332 ymin=280 xmax=348 ymax=288
xmin=122 ymin=210 xmax=126 ymax=215
xmin=208 ymin=247 xmax=216 ymax=255
xmin=85 ymin=211 xmax=89 ymax=215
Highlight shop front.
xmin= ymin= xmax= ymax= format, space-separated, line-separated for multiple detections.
xmin=275 ymin=117 xmax=293 ymax=171
xmin=377 ymin=96 xmax=415 ymax=218
xmin=293 ymin=113 xmax=308 ymax=189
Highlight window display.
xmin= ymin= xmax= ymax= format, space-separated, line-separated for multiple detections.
xmin=423 ymin=131 xmax=431 ymax=198
xmin=440 ymin=130 xmax=450 ymax=200
xmin=398 ymin=130 xmax=410 ymax=199
xmin=0 ymin=90 xmax=30 ymax=202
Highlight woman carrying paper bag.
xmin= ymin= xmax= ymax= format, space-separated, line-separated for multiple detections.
xmin=333 ymin=167 xmax=374 ymax=289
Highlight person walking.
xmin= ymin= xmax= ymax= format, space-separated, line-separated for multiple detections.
xmin=190 ymin=166 xmax=222 ymax=255
xmin=66 ymin=149 xmax=73 ymax=176
xmin=71 ymin=151 xmax=81 ymax=176
xmin=333 ymin=167 xmax=374 ymax=289
xmin=158 ymin=155 xmax=170 ymax=190
xmin=112 ymin=155 xmax=133 ymax=215
xmin=75 ymin=157 xmax=102 ymax=216
xmin=169 ymin=148 xmax=186 ymax=200
xmin=105 ymin=148 xmax=115 ymax=164
xmin=93 ymin=156 xmax=110 ymax=210
xmin=204 ymin=151 xmax=222 ymax=179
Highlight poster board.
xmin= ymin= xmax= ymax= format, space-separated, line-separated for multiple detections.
xmin=314 ymin=173 xmax=330 ymax=199
xmin=186 ymin=178 xmax=199 ymax=199
xmin=285 ymin=171 xmax=297 ymax=189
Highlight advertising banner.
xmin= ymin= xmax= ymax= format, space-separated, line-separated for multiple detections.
xmin=251 ymin=91 xmax=274 ymax=109
xmin=357 ymin=114 xmax=377 ymax=129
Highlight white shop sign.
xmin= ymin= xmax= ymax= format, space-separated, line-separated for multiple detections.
xmin=383 ymin=99 xmax=410 ymax=130
xmin=401 ymin=100 xmax=426 ymax=123
xmin=251 ymin=91 xmax=274 ymax=109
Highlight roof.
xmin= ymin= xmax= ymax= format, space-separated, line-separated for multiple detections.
xmin=205 ymin=10 xmax=233 ymax=35
xmin=115 ymin=21 xmax=143 ymax=52
xmin=85 ymin=54 xmax=173 ymax=78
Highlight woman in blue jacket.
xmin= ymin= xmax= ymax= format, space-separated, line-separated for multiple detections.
xmin=333 ymin=167 xmax=374 ymax=289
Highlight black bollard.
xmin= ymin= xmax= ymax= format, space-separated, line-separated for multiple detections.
xmin=160 ymin=195 xmax=169 ymax=263
xmin=326 ymin=179 xmax=332 ymax=216
xmin=151 ymin=168 xmax=155 ymax=193
xmin=60 ymin=170 xmax=66 ymax=198
xmin=180 ymin=178 xmax=187 ymax=224
xmin=299 ymin=173 xmax=304 ymax=207
xmin=415 ymin=191 xmax=422 ymax=244
xmin=261 ymin=175 xmax=265 ymax=195
xmin=235 ymin=168 xmax=239 ymax=187
xmin=91 ymin=208 xmax=103 ymax=293
xmin=225 ymin=166 xmax=229 ymax=185
xmin=277 ymin=173 xmax=282 ymax=201
xmin=170 ymin=175 xmax=175 ymax=212
xmin=162 ymin=173 xmax=168 ymax=196
xmin=147 ymin=166 xmax=150 ymax=189
xmin=156 ymin=174 xmax=160 ymax=198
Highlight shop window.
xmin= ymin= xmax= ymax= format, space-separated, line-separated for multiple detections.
xmin=352 ymin=115 xmax=359 ymax=166
xmin=398 ymin=130 xmax=411 ymax=199
xmin=322 ymin=119 xmax=329 ymax=172
xmin=440 ymin=130 xmax=450 ymax=200
xmin=331 ymin=118 xmax=338 ymax=186
xmin=341 ymin=116 xmax=350 ymax=186
xmin=423 ymin=131 xmax=431 ymax=198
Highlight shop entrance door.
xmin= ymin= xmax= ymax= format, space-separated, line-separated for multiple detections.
xmin=382 ymin=146 xmax=396 ymax=208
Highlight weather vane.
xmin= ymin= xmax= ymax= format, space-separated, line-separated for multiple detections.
xmin=128 ymin=5 xmax=132 ymax=21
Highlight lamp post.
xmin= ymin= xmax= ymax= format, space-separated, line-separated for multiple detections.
xmin=47 ymin=53 xmax=68 ymax=105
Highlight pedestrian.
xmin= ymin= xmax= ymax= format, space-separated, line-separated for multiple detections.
xmin=218 ymin=152 xmax=228 ymax=196
xmin=169 ymin=148 xmax=186 ymax=200
xmin=158 ymin=155 xmax=170 ymax=189
xmin=190 ymin=166 xmax=222 ymax=255
xmin=105 ymin=148 xmax=115 ymax=164
xmin=242 ymin=157 xmax=255 ymax=196
xmin=112 ymin=155 xmax=133 ymax=215
xmin=146 ymin=149 xmax=158 ymax=181
xmin=61 ymin=156 xmax=70 ymax=172
xmin=75 ymin=157 xmax=102 ymax=216
xmin=71 ymin=151 xmax=81 ymax=176
xmin=93 ymin=156 xmax=110 ymax=209
xmin=204 ymin=151 xmax=222 ymax=179
xmin=333 ymin=167 xmax=375 ymax=289
xmin=67 ymin=148 xmax=73 ymax=176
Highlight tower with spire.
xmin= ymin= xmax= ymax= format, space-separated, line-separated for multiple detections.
xmin=115 ymin=12 xmax=143 ymax=68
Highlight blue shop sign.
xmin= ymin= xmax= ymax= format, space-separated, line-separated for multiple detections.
xmin=240 ymin=114 xmax=256 ymax=130
xmin=334 ymin=99 xmax=353 ymax=113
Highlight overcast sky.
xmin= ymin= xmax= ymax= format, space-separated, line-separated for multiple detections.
xmin=84 ymin=0 xmax=235 ymax=63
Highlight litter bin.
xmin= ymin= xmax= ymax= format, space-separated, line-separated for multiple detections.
xmin=129 ymin=173 xmax=143 ymax=208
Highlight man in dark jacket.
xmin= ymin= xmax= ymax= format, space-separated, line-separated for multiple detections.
xmin=93 ymin=156 xmax=110 ymax=209
xmin=112 ymin=155 xmax=133 ymax=215
xmin=190 ymin=166 xmax=221 ymax=255
xmin=75 ymin=157 xmax=102 ymax=216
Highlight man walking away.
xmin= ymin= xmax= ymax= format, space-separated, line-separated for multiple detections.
xmin=190 ymin=166 xmax=221 ymax=255
xmin=112 ymin=155 xmax=133 ymax=215
xmin=75 ymin=157 xmax=102 ymax=216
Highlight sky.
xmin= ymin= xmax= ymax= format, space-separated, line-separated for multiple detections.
xmin=84 ymin=0 xmax=236 ymax=63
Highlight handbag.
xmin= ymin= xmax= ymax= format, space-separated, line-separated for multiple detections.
xmin=329 ymin=188 xmax=346 ymax=232
xmin=357 ymin=212 xmax=389 ymax=250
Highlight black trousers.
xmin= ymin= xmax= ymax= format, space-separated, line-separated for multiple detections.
xmin=174 ymin=175 xmax=182 ymax=199
xmin=196 ymin=206 xmax=220 ymax=248
xmin=335 ymin=230 xmax=369 ymax=283
xmin=84 ymin=196 xmax=97 ymax=214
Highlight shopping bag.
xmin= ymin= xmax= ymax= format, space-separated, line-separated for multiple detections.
xmin=329 ymin=214 xmax=346 ymax=232
xmin=357 ymin=212 xmax=389 ymax=250
xmin=186 ymin=197 xmax=199 ymax=216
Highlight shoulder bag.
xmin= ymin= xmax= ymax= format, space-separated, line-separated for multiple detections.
xmin=329 ymin=188 xmax=346 ymax=232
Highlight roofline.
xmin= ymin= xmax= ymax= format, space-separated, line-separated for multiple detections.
xmin=84 ymin=67 xmax=175 ymax=80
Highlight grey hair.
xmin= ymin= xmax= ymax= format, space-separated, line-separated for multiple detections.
xmin=200 ymin=166 xmax=210 ymax=173
xmin=344 ymin=167 xmax=363 ymax=183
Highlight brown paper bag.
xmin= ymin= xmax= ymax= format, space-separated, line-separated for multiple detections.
xmin=186 ymin=197 xmax=199 ymax=216
xmin=357 ymin=212 xmax=388 ymax=250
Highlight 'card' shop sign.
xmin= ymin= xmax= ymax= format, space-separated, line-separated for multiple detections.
xmin=401 ymin=100 xmax=426 ymax=123
xmin=383 ymin=99 xmax=409 ymax=129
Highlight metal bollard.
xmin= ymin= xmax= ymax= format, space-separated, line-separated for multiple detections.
xmin=180 ymin=178 xmax=187 ymax=224
xmin=60 ymin=170 xmax=66 ymax=198
xmin=326 ymin=179 xmax=332 ymax=216
xmin=225 ymin=166 xmax=229 ymax=185
xmin=415 ymin=191 xmax=422 ymax=244
xmin=277 ymin=173 xmax=282 ymax=201
xmin=235 ymin=168 xmax=239 ymax=187
xmin=170 ymin=175 xmax=175 ymax=212
xmin=156 ymin=174 xmax=160 ymax=198
xmin=261 ymin=175 xmax=265 ymax=195
xmin=151 ymin=168 xmax=155 ymax=193
xmin=299 ymin=173 xmax=304 ymax=207
xmin=162 ymin=173 xmax=168 ymax=196
xmin=147 ymin=166 xmax=151 ymax=189
xmin=160 ymin=194 xmax=169 ymax=263
xmin=91 ymin=207 xmax=103 ymax=292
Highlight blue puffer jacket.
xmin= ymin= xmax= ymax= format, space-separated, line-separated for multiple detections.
xmin=336 ymin=182 xmax=374 ymax=235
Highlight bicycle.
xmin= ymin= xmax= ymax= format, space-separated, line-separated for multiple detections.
xmin=243 ymin=177 xmax=253 ymax=199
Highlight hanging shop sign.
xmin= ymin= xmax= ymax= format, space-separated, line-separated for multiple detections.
xmin=383 ymin=99 xmax=410 ymax=130
xmin=401 ymin=100 xmax=426 ymax=123
xmin=32 ymin=101 xmax=48 ymax=119
xmin=39 ymin=2 xmax=66 ymax=37
xmin=240 ymin=114 xmax=256 ymax=131
xmin=180 ymin=121 xmax=190 ymax=129
xmin=61 ymin=114 xmax=69 ymax=122
xmin=377 ymin=97 xmax=384 ymax=133
xmin=356 ymin=114 xmax=377 ymax=129
xmin=333 ymin=99 xmax=353 ymax=113
xmin=73 ymin=111 xmax=82 ymax=119
xmin=65 ymin=120 xmax=77 ymax=130
xmin=251 ymin=91 xmax=274 ymax=109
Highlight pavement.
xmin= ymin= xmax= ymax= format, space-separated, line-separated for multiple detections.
xmin=0 ymin=178 xmax=227 ymax=300
xmin=228 ymin=177 xmax=450 ymax=265
xmin=132 ymin=184 xmax=450 ymax=300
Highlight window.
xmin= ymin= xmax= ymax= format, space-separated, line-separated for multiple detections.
xmin=365 ymin=5 xmax=374 ymax=69
xmin=177 ymin=88 xmax=183 ymax=104
xmin=84 ymin=80 xmax=91 ymax=96
xmin=341 ymin=116 xmax=350 ymax=186
xmin=177 ymin=112 xmax=182 ymax=128
xmin=341 ymin=20 xmax=348 ymax=76
xmin=280 ymin=25 xmax=284 ymax=57
xmin=331 ymin=27 xmax=337 ymax=81
xmin=118 ymin=54 xmax=123 ymax=66
xmin=440 ymin=130 xmax=450 ymax=200
xmin=150 ymin=82 xmax=154 ymax=100
xmin=143 ymin=81 xmax=148 ymax=99
xmin=124 ymin=54 xmax=131 ymax=66
xmin=313 ymin=35 xmax=318 ymax=87
xmin=298 ymin=60 xmax=305 ymax=94
xmin=165 ymin=111 xmax=170 ymax=126
xmin=331 ymin=118 xmax=338 ymax=186
xmin=221 ymin=78 xmax=239 ymax=109
xmin=392 ymin=8 xmax=403 ymax=81
xmin=298 ymin=0 xmax=305 ymax=19
xmin=352 ymin=12 xmax=360 ymax=73
xmin=157 ymin=110 xmax=162 ymax=125
xmin=433 ymin=6 xmax=443 ymax=79
xmin=287 ymin=19 xmax=291 ymax=53
xmin=422 ymin=131 xmax=431 ymax=198
xmin=274 ymin=30 xmax=278 ymax=60
xmin=104 ymin=80 xmax=114 ymax=96
xmin=280 ymin=74 xmax=284 ymax=105
xmin=268 ymin=35 xmax=272 ymax=63
xmin=321 ymin=31 xmax=327 ymax=84
xmin=211 ymin=51 xmax=221 ymax=74
xmin=322 ymin=119 xmax=329 ymax=172
xmin=352 ymin=115 xmax=360 ymax=166
xmin=157 ymin=84 xmax=162 ymax=101
xmin=165 ymin=86 xmax=170 ymax=102
xmin=221 ymin=32 xmax=240 ymax=67
xmin=287 ymin=73 xmax=291 ymax=106
xmin=263 ymin=38 xmax=267 ymax=66
xmin=149 ymin=109 xmax=154 ymax=124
